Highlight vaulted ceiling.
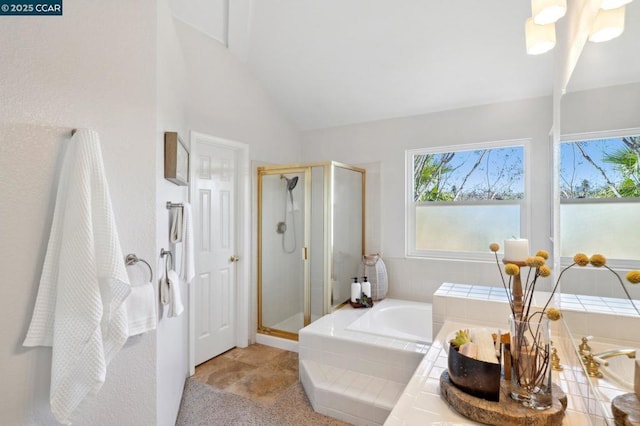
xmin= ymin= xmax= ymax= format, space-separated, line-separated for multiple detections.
xmin=169 ymin=0 xmax=640 ymax=130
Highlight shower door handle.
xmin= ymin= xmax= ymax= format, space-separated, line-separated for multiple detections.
xmin=229 ymin=255 xmax=240 ymax=262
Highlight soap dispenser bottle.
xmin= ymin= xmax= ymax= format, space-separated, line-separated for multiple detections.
xmin=351 ymin=277 xmax=361 ymax=303
xmin=361 ymin=276 xmax=372 ymax=299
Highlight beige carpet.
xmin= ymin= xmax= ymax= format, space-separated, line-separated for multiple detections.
xmin=176 ymin=377 xmax=350 ymax=426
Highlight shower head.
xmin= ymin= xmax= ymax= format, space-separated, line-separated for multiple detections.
xmin=283 ymin=176 xmax=298 ymax=191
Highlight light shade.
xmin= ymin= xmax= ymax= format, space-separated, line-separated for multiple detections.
xmin=600 ymin=0 xmax=633 ymax=10
xmin=525 ymin=18 xmax=556 ymax=55
xmin=589 ymin=6 xmax=625 ymax=42
xmin=531 ymin=0 xmax=567 ymax=25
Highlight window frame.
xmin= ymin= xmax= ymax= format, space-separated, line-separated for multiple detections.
xmin=558 ymin=128 xmax=640 ymax=269
xmin=405 ymin=138 xmax=531 ymax=261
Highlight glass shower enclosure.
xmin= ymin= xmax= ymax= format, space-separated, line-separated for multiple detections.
xmin=257 ymin=162 xmax=365 ymax=340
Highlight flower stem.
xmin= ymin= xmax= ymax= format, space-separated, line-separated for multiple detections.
xmin=605 ymin=264 xmax=640 ymax=316
xmin=540 ymin=263 xmax=576 ymax=315
xmin=494 ymin=251 xmax=515 ymax=318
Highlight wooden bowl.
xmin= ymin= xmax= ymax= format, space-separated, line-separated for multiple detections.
xmin=447 ymin=343 xmax=501 ymax=402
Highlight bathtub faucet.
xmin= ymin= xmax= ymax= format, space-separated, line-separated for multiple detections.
xmin=583 ymin=348 xmax=636 ymax=378
xmin=593 ymin=348 xmax=636 ymax=366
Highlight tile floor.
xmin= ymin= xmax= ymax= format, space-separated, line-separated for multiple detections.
xmin=193 ymin=343 xmax=300 ymax=405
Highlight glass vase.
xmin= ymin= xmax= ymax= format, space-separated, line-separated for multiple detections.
xmin=509 ymin=315 xmax=553 ymax=410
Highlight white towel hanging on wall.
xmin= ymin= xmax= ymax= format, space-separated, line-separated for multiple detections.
xmin=180 ymin=202 xmax=195 ymax=284
xmin=167 ymin=269 xmax=184 ymax=317
xmin=169 ymin=206 xmax=183 ymax=243
xmin=23 ymin=129 xmax=131 ymax=425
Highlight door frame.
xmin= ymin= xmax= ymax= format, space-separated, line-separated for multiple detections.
xmin=188 ymin=131 xmax=250 ymax=375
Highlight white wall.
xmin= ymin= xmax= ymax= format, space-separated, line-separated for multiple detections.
xmin=156 ymin=2 xmax=190 ymax=424
xmin=173 ymin=19 xmax=301 ymax=164
xmin=0 ymin=1 xmax=158 ymax=425
xmin=301 ymin=96 xmax=554 ymax=301
xmin=561 ymin=82 xmax=640 ymax=134
xmin=0 ymin=1 xmax=301 ymax=424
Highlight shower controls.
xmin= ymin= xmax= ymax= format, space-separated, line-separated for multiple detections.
xmin=276 ymin=221 xmax=287 ymax=234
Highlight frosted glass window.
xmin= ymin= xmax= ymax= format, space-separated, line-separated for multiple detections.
xmin=560 ymin=201 xmax=640 ymax=259
xmin=416 ymin=204 xmax=520 ymax=252
xmin=407 ymin=140 xmax=527 ymax=258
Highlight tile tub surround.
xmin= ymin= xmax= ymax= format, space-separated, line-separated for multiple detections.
xmin=433 ymin=282 xmax=640 ymax=346
xmin=431 ymin=282 xmax=638 ymax=423
xmin=386 ymin=320 xmax=596 ymax=425
xmin=299 ymin=299 xmax=432 ymax=425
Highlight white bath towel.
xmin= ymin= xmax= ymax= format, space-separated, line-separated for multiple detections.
xmin=169 ymin=206 xmax=183 ymax=243
xmin=160 ymin=270 xmax=170 ymax=306
xmin=180 ymin=203 xmax=195 ymax=284
xmin=167 ymin=269 xmax=184 ymax=317
xmin=125 ymin=281 xmax=157 ymax=336
xmin=23 ymin=129 xmax=131 ymax=425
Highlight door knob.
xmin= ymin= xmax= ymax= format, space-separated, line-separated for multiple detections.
xmin=229 ymin=255 xmax=240 ymax=262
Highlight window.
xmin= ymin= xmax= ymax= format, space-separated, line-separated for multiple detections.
xmin=406 ymin=140 xmax=528 ymax=259
xmin=559 ymin=132 xmax=640 ymax=262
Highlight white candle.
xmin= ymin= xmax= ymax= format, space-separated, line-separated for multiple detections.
xmin=504 ymin=238 xmax=529 ymax=262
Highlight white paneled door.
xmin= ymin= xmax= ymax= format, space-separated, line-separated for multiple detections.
xmin=192 ymin=135 xmax=237 ymax=366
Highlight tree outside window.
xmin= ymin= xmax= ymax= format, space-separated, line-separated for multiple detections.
xmin=408 ymin=142 xmax=527 ymax=257
xmin=560 ymin=136 xmax=640 ymax=199
xmin=413 ymin=147 xmax=524 ymax=202
xmin=560 ymin=134 xmax=640 ymax=261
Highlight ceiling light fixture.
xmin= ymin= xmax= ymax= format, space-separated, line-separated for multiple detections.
xmin=588 ymin=6 xmax=626 ymax=42
xmin=531 ymin=0 xmax=567 ymax=25
xmin=600 ymin=0 xmax=633 ymax=10
xmin=525 ymin=18 xmax=557 ymax=55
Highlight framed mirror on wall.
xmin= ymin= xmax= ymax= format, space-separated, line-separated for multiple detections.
xmin=164 ymin=131 xmax=190 ymax=186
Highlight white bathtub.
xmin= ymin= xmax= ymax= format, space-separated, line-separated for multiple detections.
xmin=346 ymin=298 xmax=432 ymax=344
xmin=299 ymin=298 xmax=433 ymax=424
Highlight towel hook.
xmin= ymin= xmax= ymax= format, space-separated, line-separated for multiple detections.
xmin=160 ymin=248 xmax=173 ymax=277
xmin=166 ymin=202 xmax=184 ymax=210
xmin=125 ymin=253 xmax=153 ymax=282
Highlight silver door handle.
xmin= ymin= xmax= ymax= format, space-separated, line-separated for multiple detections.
xmin=229 ymin=255 xmax=240 ymax=262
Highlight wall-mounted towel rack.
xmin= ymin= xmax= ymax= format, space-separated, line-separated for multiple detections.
xmin=166 ymin=202 xmax=183 ymax=210
xmin=125 ymin=253 xmax=153 ymax=282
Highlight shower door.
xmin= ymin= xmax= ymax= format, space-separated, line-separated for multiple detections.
xmin=257 ymin=167 xmax=310 ymax=340
xmin=258 ymin=162 xmax=365 ymax=340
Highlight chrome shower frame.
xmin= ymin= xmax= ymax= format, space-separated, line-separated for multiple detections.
xmin=257 ymin=161 xmax=366 ymax=341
